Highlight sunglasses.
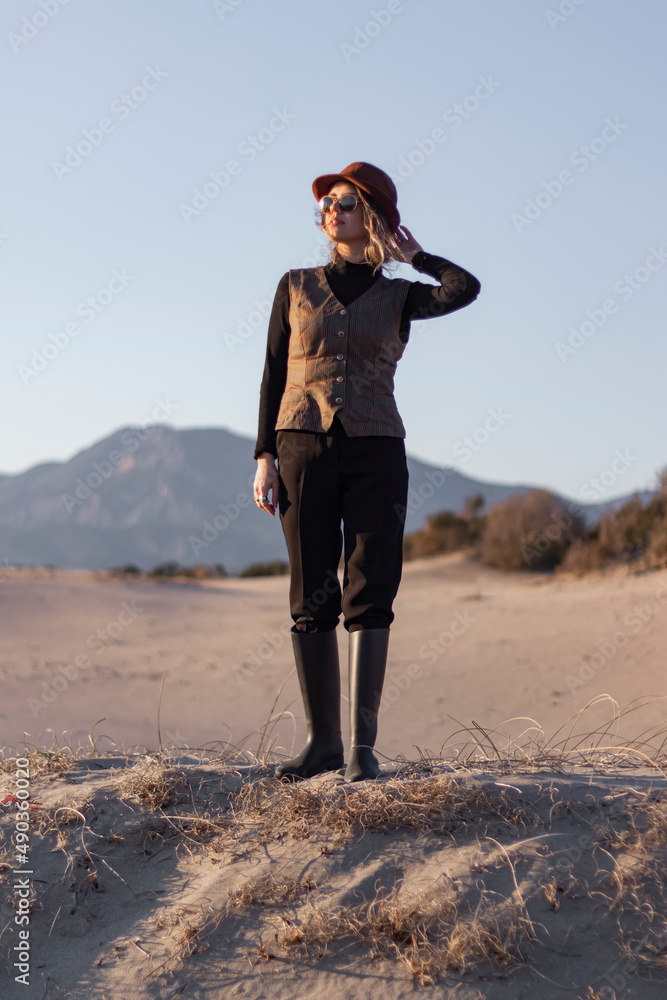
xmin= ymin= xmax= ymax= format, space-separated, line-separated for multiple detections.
xmin=318 ymin=194 xmax=359 ymax=214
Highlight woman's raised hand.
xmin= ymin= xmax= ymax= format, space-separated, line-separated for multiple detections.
xmin=388 ymin=225 xmax=424 ymax=263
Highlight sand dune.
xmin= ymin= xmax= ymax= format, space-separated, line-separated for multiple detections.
xmin=2 ymin=554 xmax=667 ymax=996
xmin=3 ymin=751 xmax=667 ymax=997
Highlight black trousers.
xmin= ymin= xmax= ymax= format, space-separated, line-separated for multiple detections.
xmin=276 ymin=414 xmax=409 ymax=634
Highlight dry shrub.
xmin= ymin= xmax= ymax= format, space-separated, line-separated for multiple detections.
xmin=598 ymin=494 xmax=667 ymax=562
xmin=478 ymin=489 xmax=584 ymax=571
xmin=558 ymin=537 xmax=602 ymax=577
xmin=404 ymin=496 xmax=485 ymax=561
xmin=647 ymin=515 xmax=667 ymax=569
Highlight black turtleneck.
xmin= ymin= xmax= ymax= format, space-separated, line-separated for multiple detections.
xmin=253 ymin=251 xmax=481 ymax=460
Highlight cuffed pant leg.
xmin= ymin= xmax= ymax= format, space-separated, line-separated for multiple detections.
xmin=276 ymin=427 xmax=343 ymax=633
xmin=339 ymin=430 xmax=409 ymax=633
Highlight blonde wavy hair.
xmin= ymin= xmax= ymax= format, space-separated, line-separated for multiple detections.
xmin=315 ymin=183 xmax=403 ymax=276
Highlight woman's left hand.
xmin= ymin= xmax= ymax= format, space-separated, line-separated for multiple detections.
xmin=389 ymin=225 xmax=424 ymax=263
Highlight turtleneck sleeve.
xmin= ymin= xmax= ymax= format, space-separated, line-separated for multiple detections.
xmin=253 ymin=272 xmax=290 ymax=460
xmin=397 ymin=251 xmax=481 ymax=343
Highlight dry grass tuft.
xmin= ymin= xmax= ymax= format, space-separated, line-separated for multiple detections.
xmin=1 ymin=722 xmax=125 ymax=779
xmin=249 ymin=695 xmax=667 ymax=785
xmin=0 ymin=745 xmax=75 ymax=779
xmin=271 ymin=878 xmax=533 ymax=986
xmin=28 ymin=796 xmax=95 ymax=837
xmin=594 ymin=791 xmax=667 ymax=976
xmin=227 ymin=872 xmax=318 ymax=908
xmin=152 ymin=904 xmax=217 ymax=967
xmin=116 ymin=757 xmax=187 ymax=809
xmin=226 ymin=772 xmax=539 ymax=853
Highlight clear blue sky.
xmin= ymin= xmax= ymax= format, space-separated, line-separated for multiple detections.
xmin=2 ymin=0 xmax=665 ymax=507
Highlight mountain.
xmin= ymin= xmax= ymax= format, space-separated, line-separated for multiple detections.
xmin=0 ymin=424 xmax=656 ymax=573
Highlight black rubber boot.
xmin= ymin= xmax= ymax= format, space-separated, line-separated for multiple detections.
xmin=344 ymin=627 xmax=390 ymax=783
xmin=274 ymin=629 xmax=344 ymax=780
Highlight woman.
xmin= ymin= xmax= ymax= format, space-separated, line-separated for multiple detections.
xmin=253 ymin=161 xmax=481 ymax=783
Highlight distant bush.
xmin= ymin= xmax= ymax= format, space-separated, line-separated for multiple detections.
xmin=146 ymin=561 xmax=228 ymax=579
xmin=598 ymin=494 xmax=667 ymax=563
xmin=557 ymin=472 xmax=667 ymax=576
xmin=558 ymin=537 xmax=602 ymax=577
xmin=188 ymin=564 xmax=227 ymax=579
xmin=147 ymin=561 xmax=182 ymax=578
xmin=109 ymin=563 xmax=142 ymax=575
xmin=647 ymin=517 xmax=667 ymax=569
xmin=404 ymin=494 xmax=486 ymax=561
xmin=478 ymin=489 xmax=585 ymax=572
xmin=239 ymin=560 xmax=289 ymax=577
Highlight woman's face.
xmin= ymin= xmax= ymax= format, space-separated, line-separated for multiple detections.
xmin=321 ymin=182 xmax=368 ymax=244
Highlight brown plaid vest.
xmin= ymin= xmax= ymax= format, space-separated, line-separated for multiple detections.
xmin=275 ymin=266 xmax=413 ymax=438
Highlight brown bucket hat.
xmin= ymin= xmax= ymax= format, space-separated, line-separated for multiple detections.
xmin=312 ymin=161 xmax=400 ymax=231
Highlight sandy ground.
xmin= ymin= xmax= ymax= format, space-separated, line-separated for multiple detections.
xmin=1 ymin=552 xmax=667 ymax=761
xmin=2 ymin=554 xmax=667 ymax=998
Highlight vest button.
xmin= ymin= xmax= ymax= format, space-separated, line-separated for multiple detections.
xmin=336 ymin=376 xmax=344 ymax=382
xmin=336 ymin=354 xmax=343 ymax=360
xmin=340 ymin=309 xmax=347 ymax=315
xmin=335 ymin=397 xmax=342 ymax=403
xmin=337 ymin=330 xmax=345 ymax=337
